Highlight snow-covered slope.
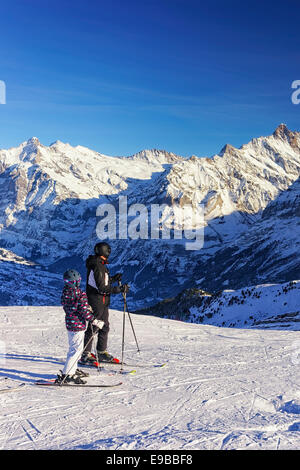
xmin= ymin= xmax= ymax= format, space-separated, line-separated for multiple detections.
xmin=0 ymin=307 xmax=300 ymax=450
xmin=188 ymin=175 xmax=300 ymax=296
xmin=137 ymin=280 xmax=300 ymax=330
xmin=0 ymin=248 xmax=61 ymax=305
xmin=0 ymin=124 xmax=299 ymax=307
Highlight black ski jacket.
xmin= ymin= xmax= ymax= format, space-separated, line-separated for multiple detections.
xmin=86 ymin=255 xmax=121 ymax=306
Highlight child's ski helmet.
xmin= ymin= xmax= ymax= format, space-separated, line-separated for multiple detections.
xmin=63 ymin=269 xmax=81 ymax=282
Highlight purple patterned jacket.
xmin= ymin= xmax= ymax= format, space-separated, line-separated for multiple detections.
xmin=61 ymin=279 xmax=94 ymax=331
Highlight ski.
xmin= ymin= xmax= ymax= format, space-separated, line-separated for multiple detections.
xmin=91 ymin=354 xmax=120 ymax=365
xmin=78 ymin=360 xmax=103 ymax=369
xmin=34 ymin=380 xmax=122 ymax=388
xmin=115 ymin=369 xmax=136 ymax=375
xmin=78 ymin=360 xmax=136 ymax=375
xmin=87 ymin=353 xmax=167 ymax=369
xmin=125 ymin=362 xmax=167 ymax=369
xmin=93 ymin=365 xmax=137 ymax=375
xmin=98 ymin=360 xmax=167 ymax=369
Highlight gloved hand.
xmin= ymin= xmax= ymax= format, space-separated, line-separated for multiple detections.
xmin=112 ymin=273 xmax=122 ymax=282
xmin=120 ymin=284 xmax=130 ymax=294
xmin=92 ymin=319 xmax=105 ymax=330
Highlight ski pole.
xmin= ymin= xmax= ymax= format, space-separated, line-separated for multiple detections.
xmin=118 ymin=281 xmax=141 ymax=354
xmin=120 ymin=291 xmax=126 ymax=372
xmin=60 ymin=326 xmax=99 ymax=386
xmin=124 ymin=295 xmax=140 ymax=353
xmin=91 ymin=324 xmax=102 ymax=375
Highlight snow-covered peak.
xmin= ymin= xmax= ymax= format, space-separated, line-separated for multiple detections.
xmin=21 ymin=136 xmax=43 ymax=152
xmin=218 ymin=143 xmax=238 ymax=157
xmin=17 ymin=137 xmax=45 ymax=163
xmin=273 ymin=123 xmax=293 ymax=139
xmin=272 ymin=123 xmax=300 ymax=151
xmin=241 ymin=124 xmax=300 ymax=156
xmin=49 ymin=139 xmax=66 ymax=148
xmin=130 ymin=148 xmax=183 ymax=164
xmin=26 ymin=136 xmax=40 ymax=145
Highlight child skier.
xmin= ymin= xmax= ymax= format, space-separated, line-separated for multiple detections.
xmin=56 ymin=268 xmax=104 ymax=384
xmin=81 ymin=242 xmax=130 ymax=364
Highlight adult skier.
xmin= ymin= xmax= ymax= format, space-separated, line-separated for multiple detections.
xmin=56 ymin=269 xmax=104 ymax=384
xmin=81 ymin=242 xmax=130 ymax=364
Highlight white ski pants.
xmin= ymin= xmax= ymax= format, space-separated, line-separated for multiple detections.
xmin=62 ymin=330 xmax=85 ymax=376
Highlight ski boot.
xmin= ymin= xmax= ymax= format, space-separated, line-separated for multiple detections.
xmin=75 ymin=368 xmax=89 ymax=378
xmin=96 ymin=350 xmax=119 ymax=363
xmin=55 ymin=371 xmax=87 ymax=385
xmin=79 ymin=351 xmax=95 ymax=365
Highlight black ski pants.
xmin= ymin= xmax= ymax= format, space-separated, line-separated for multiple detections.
xmin=84 ymin=293 xmax=110 ymax=352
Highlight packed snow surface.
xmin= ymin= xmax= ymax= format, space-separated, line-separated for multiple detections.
xmin=1 ymin=307 xmax=300 ymax=450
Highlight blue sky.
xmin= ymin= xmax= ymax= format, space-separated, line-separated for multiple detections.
xmin=0 ymin=0 xmax=299 ymax=157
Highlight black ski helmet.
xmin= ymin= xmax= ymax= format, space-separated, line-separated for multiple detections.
xmin=63 ymin=269 xmax=81 ymax=282
xmin=94 ymin=242 xmax=111 ymax=258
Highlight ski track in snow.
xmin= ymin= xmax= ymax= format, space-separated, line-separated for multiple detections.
xmin=0 ymin=306 xmax=300 ymax=450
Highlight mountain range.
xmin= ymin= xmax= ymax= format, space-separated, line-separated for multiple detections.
xmin=0 ymin=123 xmax=299 ymax=312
